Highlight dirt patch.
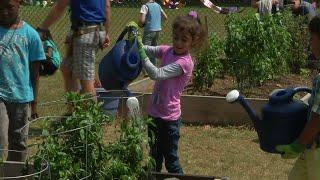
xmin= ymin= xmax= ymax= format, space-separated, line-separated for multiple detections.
xmin=185 ymin=74 xmax=313 ymax=99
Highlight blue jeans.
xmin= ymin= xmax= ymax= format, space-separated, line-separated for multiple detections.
xmin=148 ymin=116 xmax=183 ymax=174
xmin=143 ymin=31 xmax=160 ymax=65
xmin=0 ymin=99 xmax=30 ymax=162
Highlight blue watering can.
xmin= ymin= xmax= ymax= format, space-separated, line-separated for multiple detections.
xmin=97 ymin=26 xmax=142 ymax=117
xmin=226 ymin=87 xmax=312 ymax=153
xmin=98 ymin=26 xmax=142 ymax=91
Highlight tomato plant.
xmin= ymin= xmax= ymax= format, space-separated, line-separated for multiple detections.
xmin=280 ymin=9 xmax=310 ymax=73
xmin=193 ymin=33 xmax=224 ymax=91
xmin=30 ymin=93 xmax=154 ymax=179
xmin=225 ymin=12 xmax=291 ymax=90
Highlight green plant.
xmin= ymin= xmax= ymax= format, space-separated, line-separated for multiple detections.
xmin=280 ymin=9 xmax=310 ymax=73
xmin=32 ymin=93 xmax=111 ymax=179
xmin=193 ymin=33 xmax=224 ymax=91
xmin=30 ymin=93 xmax=153 ymax=179
xmin=225 ymin=12 xmax=291 ymax=90
xmin=104 ymin=117 xmax=155 ymax=179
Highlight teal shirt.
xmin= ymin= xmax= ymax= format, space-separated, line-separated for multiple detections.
xmin=44 ymin=39 xmax=60 ymax=68
xmin=0 ymin=22 xmax=45 ymax=103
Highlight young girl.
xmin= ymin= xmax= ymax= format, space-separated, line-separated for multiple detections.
xmin=31 ymin=29 xmax=60 ymax=119
xmin=127 ymin=11 xmax=207 ymax=174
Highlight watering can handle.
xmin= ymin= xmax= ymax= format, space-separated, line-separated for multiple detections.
xmin=269 ymin=87 xmax=312 ymax=104
xmin=116 ymin=28 xmax=128 ymax=42
xmin=293 ymin=87 xmax=312 ymax=95
xmin=116 ymin=27 xmax=139 ymax=42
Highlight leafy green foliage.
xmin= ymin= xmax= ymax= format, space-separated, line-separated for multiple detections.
xmin=31 ymin=93 xmax=153 ymax=179
xmin=104 ymin=117 xmax=155 ymax=179
xmin=225 ymin=12 xmax=292 ymax=90
xmin=280 ymin=9 xmax=310 ymax=73
xmin=193 ymin=34 xmax=224 ymax=91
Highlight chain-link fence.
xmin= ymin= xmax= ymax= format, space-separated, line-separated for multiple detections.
xmin=19 ymin=1 xmax=249 ymax=62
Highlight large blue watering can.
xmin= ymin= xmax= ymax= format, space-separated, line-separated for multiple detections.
xmin=98 ymin=27 xmax=142 ymax=91
xmin=226 ymin=87 xmax=312 ymax=153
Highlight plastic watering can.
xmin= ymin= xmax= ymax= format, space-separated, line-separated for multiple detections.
xmin=226 ymin=87 xmax=312 ymax=153
xmin=98 ymin=27 xmax=142 ymax=91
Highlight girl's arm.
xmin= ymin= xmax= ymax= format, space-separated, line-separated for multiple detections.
xmin=144 ymin=45 xmax=161 ymax=59
xmin=142 ymin=59 xmax=183 ymax=81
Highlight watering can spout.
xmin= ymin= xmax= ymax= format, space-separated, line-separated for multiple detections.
xmin=226 ymin=90 xmax=261 ymax=124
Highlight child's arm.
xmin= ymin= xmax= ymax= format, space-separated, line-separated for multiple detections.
xmin=143 ymin=58 xmax=183 ymax=81
xmin=296 ymin=113 xmax=320 ymax=146
xmin=140 ymin=43 xmax=183 ymax=80
xmin=45 ymin=47 xmax=53 ymax=60
xmin=161 ymin=8 xmax=168 ymax=21
xmin=276 ymin=112 xmax=320 ymax=159
xmin=144 ymin=45 xmax=161 ymax=59
xmin=30 ymin=61 xmax=41 ymax=118
xmin=138 ymin=5 xmax=147 ymax=27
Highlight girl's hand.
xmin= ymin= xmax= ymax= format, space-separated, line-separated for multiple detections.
xmin=126 ymin=21 xmax=139 ymax=30
xmin=137 ymin=36 xmax=147 ymax=61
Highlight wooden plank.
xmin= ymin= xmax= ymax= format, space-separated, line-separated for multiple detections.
xmin=136 ymin=94 xmax=266 ymax=126
xmin=128 ymin=78 xmax=267 ymax=126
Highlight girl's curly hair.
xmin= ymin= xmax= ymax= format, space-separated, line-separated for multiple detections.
xmin=172 ymin=11 xmax=208 ymax=52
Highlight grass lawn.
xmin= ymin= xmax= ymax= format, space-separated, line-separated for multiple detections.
xmin=20 ymin=5 xmax=294 ymax=180
xmin=180 ymin=126 xmax=294 ymax=179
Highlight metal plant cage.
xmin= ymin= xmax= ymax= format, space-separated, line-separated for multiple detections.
xmin=17 ymin=90 xmax=145 ymax=179
xmin=0 ymin=149 xmax=48 ymax=180
xmin=21 ymin=115 xmax=95 ymax=180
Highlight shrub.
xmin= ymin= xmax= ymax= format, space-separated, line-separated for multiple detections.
xmin=192 ymin=33 xmax=224 ymax=91
xmin=31 ymin=93 xmax=154 ymax=179
xmin=225 ymin=12 xmax=291 ymax=90
xmin=280 ymin=9 xmax=311 ymax=73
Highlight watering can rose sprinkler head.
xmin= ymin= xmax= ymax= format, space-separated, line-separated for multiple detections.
xmin=226 ymin=90 xmax=240 ymax=103
xmin=126 ymin=96 xmax=141 ymax=119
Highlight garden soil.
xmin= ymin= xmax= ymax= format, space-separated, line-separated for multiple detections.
xmin=185 ymin=73 xmax=314 ymax=99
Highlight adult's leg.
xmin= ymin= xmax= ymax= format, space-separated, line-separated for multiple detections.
xmin=6 ymin=102 xmax=30 ymax=161
xmin=0 ymin=99 xmax=9 ymax=159
xmin=61 ymin=41 xmax=79 ymax=93
xmin=73 ymin=31 xmax=101 ymax=96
